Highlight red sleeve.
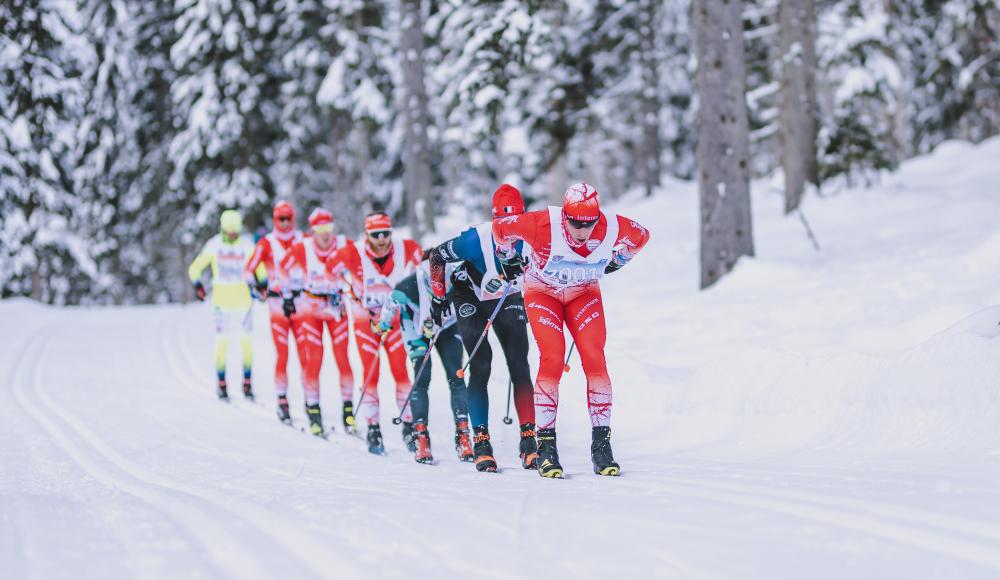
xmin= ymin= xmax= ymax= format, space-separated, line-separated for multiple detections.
xmin=492 ymin=209 xmax=548 ymax=250
xmin=615 ymin=215 xmax=651 ymax=256
xmin=244 ymin=238 xmax=271 ymax=280
xmin=275 ymin=244 xmax=303 ymax=295
xmin=404 ymin=239 xmax=422 ymax=268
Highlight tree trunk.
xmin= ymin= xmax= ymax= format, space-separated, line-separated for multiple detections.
xmin=801 ymin=0 xmax=819 ymax=186
xmin=693 ymin=0 xmax=754 ymax=290
xmin=778 ymin=0 xmax=817 ymax=212
xmin=399 ymin=0 xmax=434 ymax=242
xmin=639 ymin=0 xmax=662 ymax=197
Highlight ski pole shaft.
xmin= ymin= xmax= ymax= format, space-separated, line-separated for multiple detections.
xmin=456 ymin=283 xmax=516 ymax=379
xmin=502 ymin=378 xmax=514 ymax=425
xmin=392 ymin=329 xmax=441 ymax=425
xmin=353 ymin=331 xmax=385 ymax=422
xmin=563 ymin=340 xmax=575 ymax=373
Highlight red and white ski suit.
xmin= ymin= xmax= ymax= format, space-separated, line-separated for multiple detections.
xmin=245 ymin=229 xmax=302 ymax=395
xmin=325 ymin=238 xmax=422 ymax=425
xmin=278 ymin=236 xmax=355 ymax=406
xmin=493 ymin=207 xmax=650 ymax=429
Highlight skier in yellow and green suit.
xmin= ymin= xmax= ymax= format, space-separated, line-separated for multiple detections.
xmin=188 ymin=209 xmax=266 ymax=401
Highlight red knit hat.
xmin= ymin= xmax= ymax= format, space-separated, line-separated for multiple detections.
xmin=273 ymin=201 xmax=295 ymax=231
xmin=308 ymin=208 xmax=334 ymax=229
xmin=491 ymin=184 xmax=524 ymax=218
xmin=364 ymin=213 xmax=393 ymax=232
xmin=562 ymin=182 xmax=600 ymax=222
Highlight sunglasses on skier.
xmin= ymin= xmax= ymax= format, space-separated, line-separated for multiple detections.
xmin=276 ymin=216 xmax=292 ymax=223
xmin=566 ymin=217 xmax=598 ymax=230
xmin=368 ymin=230 xmax=392 ymax=240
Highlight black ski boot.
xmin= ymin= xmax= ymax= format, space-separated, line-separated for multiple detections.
xmin=242 ymin=376 xmax=255 ymax=402
xmin=472 ymin=426 xmax=497 ymax=473
xmin=276 ymin=394 xmax=291 ymax=424
xmin=342 ymin=401 xmax=358 ymax=435
xmin=591 ymin=426 xmax=620 ymax=476
xmin=401 ymin=421 xmax=416 ymax=452
xmin=216 ymin=376 xmax=229 ymax=401
xmin=367 ymin=424 xmax=385 ymax=455
xmin=537 ymin=428 xmax=563 ymax=478
xmin=519 ymin=423 xmax=539 ymax=469
xmin=305 ymin=403 xmax=325 ymax=438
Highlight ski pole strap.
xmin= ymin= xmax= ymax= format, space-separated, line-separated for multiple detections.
xmin=457 ymin=282 xmax=516 ymax=377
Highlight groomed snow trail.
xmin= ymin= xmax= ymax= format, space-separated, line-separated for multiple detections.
xmin=3 ymin=137 xmax=1000 ymax=579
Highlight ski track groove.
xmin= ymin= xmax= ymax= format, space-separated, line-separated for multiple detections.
xmin=33 ymin=316 xmax=366 ymax=579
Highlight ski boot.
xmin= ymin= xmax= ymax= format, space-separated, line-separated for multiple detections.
xmin=401 ymin=421 xmax=417 ymax=453
xmin=472 ymin=426 xmax=497 ymax=473
xmin=413 ymin=422 xmax=433 ymax=464
xmin=367 ymin=424 xmax=385 ymax=455
xmin=591 ymin=426 xmax=620 ymax=476
xmin=305 ymin=403 xmax=325 ymax=438
xmin=537 ymin=428 xmax=563 ymax=478
xmin=342 ymin=401 xmax=358 ymax=435
xmin=519 ymin=423 xmax=539 ymax=469
xmin=454 ymin=419 xmax=474 ymax=462
xmin=242 ymin=376 xmax=255 ymax=402
xmin=276 ymin=394 xmax=291 ymax=424
xmin=216 ymin=376 xmax=229 ymax=401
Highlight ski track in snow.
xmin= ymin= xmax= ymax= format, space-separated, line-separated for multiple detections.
xmin=5 ymin=138 xmax=1000 ymax=578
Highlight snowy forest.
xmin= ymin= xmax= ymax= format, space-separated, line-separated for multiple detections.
xmin=1 ymin=0 xmax=997 ymax=305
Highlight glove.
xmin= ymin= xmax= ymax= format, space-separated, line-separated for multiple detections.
xmin=604 ymin=244 xmax=633 ymax=274
xmin=421 ymin=319 xmax=435 ymax=339
xmin=248 ymin=282 xmax=266 ymax=301
xmin=408 ymin=337 xmax=428 ymax=359
xmin=498 ymin=256 xmax=525 ymax=280
xmin=370 ymin=317 xmax=392 ymax=336
xmin=430 ymin=295 xmax=449 ymax=327
xmin=283 ymin=297 xmax=296 ymax=318
xmin=193 ymin=281 xmax=207 ymax=302
xmin=328 ymin=291 xmax=342 ymax=309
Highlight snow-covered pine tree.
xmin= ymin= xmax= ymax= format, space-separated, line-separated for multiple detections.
xmin=0 ymin=0 xmax=96 ymax=304
xmin=693 ymin=0 xmax=755 ymax=289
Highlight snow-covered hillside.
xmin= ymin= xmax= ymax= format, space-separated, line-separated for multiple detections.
xmin=3 ymin=138 xmax=1000 ymax=579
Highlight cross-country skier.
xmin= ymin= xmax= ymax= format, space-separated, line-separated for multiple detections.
xmin=325 ymin=211 xmax=422 ymax=454
xmin=428 ymin=184 xmax=537 ymax=473
xmin=188 ymin=209 xmax=263 ymax=401
xmin=375 ymin=258 xmax=472 ymax=464
xmin=243 ymin=201 xmax=303 ymax=418
xmin=492 ymin=183 xmax=650 ymax=478
xmin=276 ymin=209 xmax=355 ymax=436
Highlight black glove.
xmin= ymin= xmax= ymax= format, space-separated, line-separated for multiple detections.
xmin=498 ymin=253 xmax=526 ymax=279
xmin=430 ymin=295 xmax=449 ymax=327
xmin=604 ymin=261 xmax=623 ymax=275
xmin=283 ymin=297 xmax=296 ymax=318
xmin=328 ymin=291 xmax=342 ymax=308
xmin=255 ymin=280 xmax=268 ymax=298
xmin=193 ymin=281 xmax=207 ymax=302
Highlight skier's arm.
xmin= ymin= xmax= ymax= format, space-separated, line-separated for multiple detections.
xmin=606 ymin=215 xmax=651 ymax=273
xmin=187 ymin=242 xmax=213 ymax=283
xmin=244 ymin=238 xmax=270 ymax=286
xmin=403 ymin=239 xmax=423 ymax=268
xmin=428 ymin=228 xmax=480 ymax=298
xmin=492 ymin=211 xmax=543 ymax=256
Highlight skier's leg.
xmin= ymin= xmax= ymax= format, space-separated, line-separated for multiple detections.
xmin=354 ymin=318 xmax=382 ymax=425
xmin=298 ymin=314 xmax=324 ymax=406
xmin=327 ymin=312 xmax=355 ymax=404
xmin=239 ymin=307 xmax=253 ymax=395
xmin=453 ymin=286 xmax=493 ymax=428
xmin=492 ymin=294 xmax=535 ymax=425
xmin=384 ymin=325 xmax=413 ymax=423
xmin=564 ymin=284 xmax=611 ymax=427
xmin=435 ymin=326 xmax=469 ymax=422
xmin=524 ymin=289 xmax=566 ymax=430
xmin=268 ymin=298 xmax=292 ymax=396
xmin=408 ymin=343 xmax=432 ymax=425
xmin=213 ymin=308 xmax=229 ymax=394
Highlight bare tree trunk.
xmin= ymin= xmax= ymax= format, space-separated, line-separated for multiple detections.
xmin=31 ymin=266 xmax=42 ymax=302
xmin=802 ymin=0 xmax=819 ymax=186
xmin=399 ymin=0 xmax=434 ymax=242
xmin=548 ymin=151 xmax=569 ymax=205
xmin=778 ymin=0 xmax=817 ymax=212
xmin=693 ymin=0 xmax=754 ymax=290
xmin=638 ymin=0 xmax=662 ymax=197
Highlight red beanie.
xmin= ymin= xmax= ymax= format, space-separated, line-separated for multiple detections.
xmin=308 ymin=208 xmax=333 ymax=229
xmin=364 ymin=213 xmax=393 ymax=232
xmin=491 ymin=184 xmax=525 ymax=218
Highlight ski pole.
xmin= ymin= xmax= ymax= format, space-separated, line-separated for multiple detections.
xmin=502 ymin=378 xmax=514 ymax=425
xmin=455 ymin=282 xmax=516 ymax=379
xmin=353 ymin=330 xmax=385 ymax=426
xmin=563 ymin=340 xmax=575 ymax=373
xmin=391 ymin=329 xmax=442 ymax=425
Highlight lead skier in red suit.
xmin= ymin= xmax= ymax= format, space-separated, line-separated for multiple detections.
xmin=492 ymin=183 xmax=650 ymax=478
xmin=325 ymin=211 xmax=422 ymax=455
xmin=276 ymin=208 xmax=355 ymax=437
xmin=244 ymin=201 xmax=302 ymax=418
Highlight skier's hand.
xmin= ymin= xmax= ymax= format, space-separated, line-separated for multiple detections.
xmin=328 ymin=291 xmax=342 ymax=309
xmin=408 ymin=338 xmax=428 ymax=359
xmin=193 ymin=281 xmax=207 ymax=302
xmin=370 ymin=317 xmax=392 ymax=336
xmin=283 ymin=297 xmax=296 ymax=318
xmin=421 ymin=319 xmax=435 ymax=339
xmin=430 ymin=296 xmax=449 ymax=327
xmin=604 ymin=243 xmax=633 ymax=274
xmin=498 ymin=256 xmax=525 ymax=280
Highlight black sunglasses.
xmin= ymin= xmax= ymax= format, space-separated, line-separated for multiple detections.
xmin=276 ymin=216 xmax=292 ymax=223
xmin=566 ymin=217 xmax=598 ymax=229
xmin=368 ymin=230 xmax=392 ymax=240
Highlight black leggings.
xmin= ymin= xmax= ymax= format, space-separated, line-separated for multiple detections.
xmin=451 ymin=284 xmax=534 ymax=428
xmin=408 ymin=323 xmax=468 ymax=425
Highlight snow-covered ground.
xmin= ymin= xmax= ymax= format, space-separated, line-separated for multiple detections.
xmin=3 ymin=138 xmax=1000 ymax=579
